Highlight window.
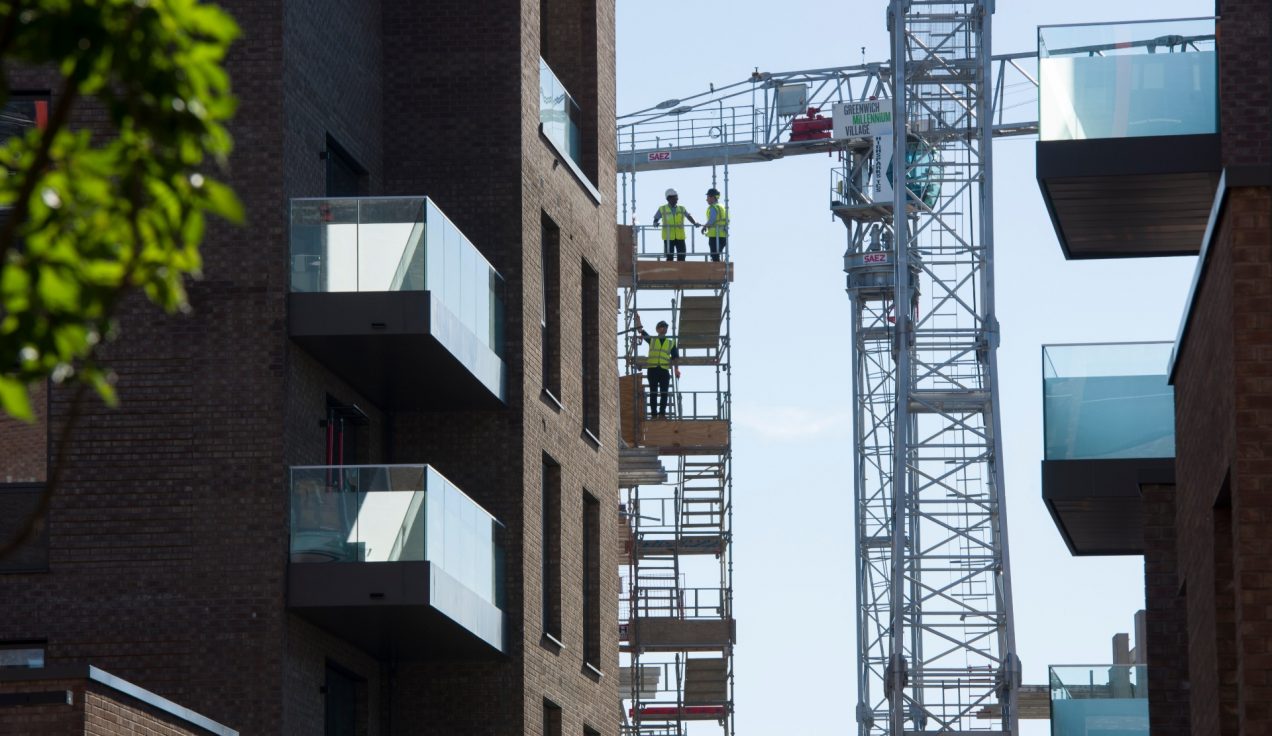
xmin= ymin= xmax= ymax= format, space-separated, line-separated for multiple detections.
xmin=324 ymin=135 xmax=367 ymax=197
xmin=325 ymin=397 xmax=369 ymax=466
xmin=541 ymin=214 xmax=562 ymax=401
xmin=538 ymin=0 xmax=599 ymax=185
xmin=543 ymin=699 xmax=562 ymax=736
xmin=542 ymin=455 xmax=562 ymax=641
xmin=0 ymin=642 xmax=44 ymax=669
xmin=0 ymin=485 xmax=49 ymax=572
xmin=581 ymin=260 xmax=600 ymax=441
xmin=582 ymin=491 xmax=601 ymax=669
xmin=324 ymin=662 xmax=361 ymax=736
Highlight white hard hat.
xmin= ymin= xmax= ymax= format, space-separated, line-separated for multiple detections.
xmin=665 ymin=188 xmax=678 ymax=198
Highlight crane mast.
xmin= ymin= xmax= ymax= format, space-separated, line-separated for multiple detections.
xmin=865 ymin=2 xmax=1019 ymax=734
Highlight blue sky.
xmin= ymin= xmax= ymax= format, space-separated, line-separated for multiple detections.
xmin=615 ymin=1 xmax=1204 ymax=732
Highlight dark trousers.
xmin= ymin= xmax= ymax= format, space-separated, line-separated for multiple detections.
xmin=708 ymin=236 xmax=727 ymax=262
xmin=664 ymin=239 xmax=686 ymax=262
xmin=647 ymin=367 xmax=671 ymax=417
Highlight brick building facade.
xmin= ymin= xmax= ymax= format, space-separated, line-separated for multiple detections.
xmin=0 ymin=1 xmax=620 ymax=734
xmin=1038 ymin=1 xmax=1272 ymax=734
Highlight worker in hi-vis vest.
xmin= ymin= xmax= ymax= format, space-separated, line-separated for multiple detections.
xmin=634 ymin=312 xmax=679 ymax=418
xmin=700 ymin=187 xmax=729 ymax=262
xmin=652 ymin=188 xmax=699 ymax=263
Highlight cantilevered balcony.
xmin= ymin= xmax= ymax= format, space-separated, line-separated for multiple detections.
xmin=1049 ymin=665 xmax=1148 ymax=736
xmin=288 ymin=197 xmax=506 ymax=408
xmin=1036 ymin=18 xmax=1220 ymax=258
xmin=288 ymin=465 xmax=505 ymax=657
xmin=1042 ymin=343 xmax=1175 ymax=555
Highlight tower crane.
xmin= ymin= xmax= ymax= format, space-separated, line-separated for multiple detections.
xmin=617 ymin=3 xmax=1041 ymax=735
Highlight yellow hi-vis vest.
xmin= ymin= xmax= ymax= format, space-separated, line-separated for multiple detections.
xmin=705 ymin=203 xmax=729 ymax=238
xmin=648 ymin=336 xmax=676 ymax=369
xmin=658 ymin=205 xmax=687 ymax=240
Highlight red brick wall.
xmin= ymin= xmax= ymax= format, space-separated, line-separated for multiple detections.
xmin=1175 ymin=183 xmax=1272 ymax=735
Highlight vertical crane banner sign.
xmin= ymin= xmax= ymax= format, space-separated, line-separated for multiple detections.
xmin=872 ymin=135 xmax=895 ymax=204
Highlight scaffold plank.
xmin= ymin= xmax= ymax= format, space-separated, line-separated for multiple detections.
xmin=630 ymin=618 xmax=735 ymax=651
xmin=628 ymin=260 xmax=734 ymax=288
xmin=641 ymin=420 xmax=730 ymax=455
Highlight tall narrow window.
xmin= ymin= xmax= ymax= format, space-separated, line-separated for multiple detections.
xmin=581 ymin=260 xmax=600 ymax=441
xmin=324 ymin=662 xmax=360 ymax=736
xmin=541 ymin=214 xmax=562 ymax=401
xmin=582 ymin=490 xmax=601 ymax=669
xmin=542 ymin=455 xmax=562 ymax=641
xmin=1213 ymin=476 xmax=1237 ymax=734
xmin=543 ymin=699 xmax=562 ymax=736
xmin=324 ymin=135 xmax=367 ymax=197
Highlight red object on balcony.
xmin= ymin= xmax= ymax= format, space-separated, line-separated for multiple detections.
xmin=790 ymin=106 xmax=832 ymax=141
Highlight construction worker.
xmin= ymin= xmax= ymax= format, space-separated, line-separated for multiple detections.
xmin=701 ymin=187 xmax=729 ymax=262
xmin=652 ymin=188 xmax=699 ymax=262
xmin=634 ymin=313 xmax=679 ymax=418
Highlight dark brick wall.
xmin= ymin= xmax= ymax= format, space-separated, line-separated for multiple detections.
xmin=0 ymin=1 xmax=291 ymax=734
xmin=1170 ymin=2 xmax=1272 ymax=731
xmin=0 ymin=674 xmax=233 ymax=735
xmin=0 ymin=380 xmax=46 ymax=482
xmin=1142 ymin=484 xmax=1189 ymax=736
xmin=0 ymin=677 xmax=81 ymax=735
xmin=1174 ymin=186 xmax=1236 ymax=736
xmin=283 ymin=617 xmax=384 ymax=736
xmin=1218 ymin=0 xmax=1271 ymax=167
xmin=0 ymin=0 xmax=618 ymax=733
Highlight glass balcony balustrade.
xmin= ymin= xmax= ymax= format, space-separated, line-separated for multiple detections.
xmin=540 ymin=57 xmax=583 ymax=165
xmin=1049 ymin=665 xmax=1148 ymax=736
xmin=1039 ymin=17 xmax=1217 ymax=141
xmin=289 ymin=464 xmax=504 ymax=609
xmin=289 ymin=197 xmax=505 ymax=359
xmin=1043 ymin=342 xmax=1175 ymax=462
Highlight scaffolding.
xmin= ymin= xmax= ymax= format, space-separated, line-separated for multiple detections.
xmin=617 ymin=217 xmax=735 ymax=736
xmin=614 ymin=3 xmax=1044 ymax=734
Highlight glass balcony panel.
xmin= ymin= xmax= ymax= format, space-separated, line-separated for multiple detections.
xmin=1039 ymin=18 xmax=1216 ymax=141
xmin=291 ymin=464 xmax=502 ymax=607
xmin=425 ymin=201 xmax=445 ymax=296
xmin=1049 ymin=665 xmax=1148 ymax=736
xmin=1043 ymin=342 xmax=1174 ymax=461
xmin=461 ymin=235 xmax=478 ymax=336
xmin=540 ymin=58 xmax=583 ymax=167
xmin=290 ymin=197 xmax=506 ymax=361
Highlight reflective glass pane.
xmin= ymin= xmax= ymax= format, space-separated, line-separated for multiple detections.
xmin=1039 ymin=18 xmax=1216 ymax=141
xmin=1042 ymin=343 xmax=1175 ymax=460
xmin=426 ymin=200 xmax=445 ymax=295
